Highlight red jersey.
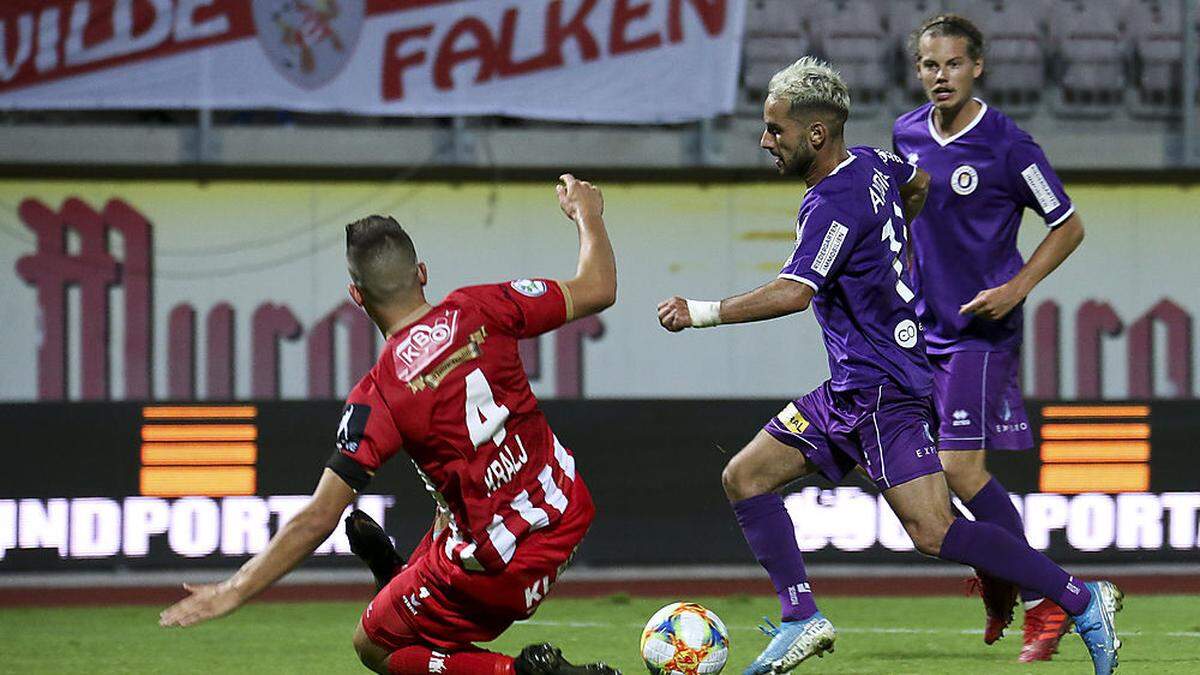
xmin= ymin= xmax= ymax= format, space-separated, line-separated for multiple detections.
xmin=327 ymin=279 xmax=588 ymax=573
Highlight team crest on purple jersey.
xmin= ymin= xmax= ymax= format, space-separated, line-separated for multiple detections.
xmin=950 ymin=165 xmax=978 ymax=195
xmin=254 ymin=0 xmax=364 ymax=90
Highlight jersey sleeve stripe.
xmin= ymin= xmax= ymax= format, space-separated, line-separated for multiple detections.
xmin=1045 ymin=204 xmax=1076 ymax=229
xmin=778 ymin=273 xmax=820 ymax=292
xmin=555 ymin=279 xmax=576 ymax=322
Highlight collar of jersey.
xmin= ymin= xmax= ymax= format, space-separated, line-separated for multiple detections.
xmin=926 ymin=98 xmax=988 ymax=147
xmin=827 ymin=152 xmax=857 ymax=176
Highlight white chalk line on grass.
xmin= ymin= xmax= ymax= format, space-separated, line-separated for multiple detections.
xmin=516 ymin=619 xmax=1200 ymax=639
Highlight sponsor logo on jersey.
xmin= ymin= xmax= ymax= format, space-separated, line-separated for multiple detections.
xmin=252 ymin=0 xmax=364 ymax=90
xmin=1021 ymin=163 xmax=1061 ymax=213
xmin=811 ymin=222 xmax=848 ymax=277
xmin=951 ymin=165 xmax=978 ymax=195
xmin=394 ymin=310 xmax=459 ymax=383
xmin=510 ymin=279 xmax=548 ymax=297
xmin=894 ymin=319 xmax=919 ymax=348
xmin=777 ymin=402 xmax=811 ymax=435
xmin=952 ymin=409 xmax=972 ymax=427
xmin=335 ymin=403 xmax=370 ymax=453
xmin=906 ymin=152 xmax=920 ymax=164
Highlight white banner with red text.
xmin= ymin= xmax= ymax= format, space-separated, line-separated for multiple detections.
xmin=0 ymin=0 xmax=745 ymax=123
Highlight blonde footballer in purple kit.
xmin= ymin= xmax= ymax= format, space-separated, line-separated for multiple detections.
xmin=893 ymin=15 xmax=1098 ymax=662
xmin=657 ymin=56 xmax=1120 ymax=675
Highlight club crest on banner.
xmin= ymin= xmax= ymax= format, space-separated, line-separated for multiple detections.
xmin=253 ymin=0 xmax=364 ymax=90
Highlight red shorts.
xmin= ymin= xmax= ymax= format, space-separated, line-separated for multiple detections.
xmin=361 ymin=479 xmax=594 ymax=651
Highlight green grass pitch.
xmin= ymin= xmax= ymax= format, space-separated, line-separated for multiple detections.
xmin=2 ymin=594 xmax=1198 ymax=673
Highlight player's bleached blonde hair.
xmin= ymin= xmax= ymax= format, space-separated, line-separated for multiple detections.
xmin=767 ymin=56 xmax=851 ymax=130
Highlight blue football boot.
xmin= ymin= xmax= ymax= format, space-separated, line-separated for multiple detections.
xmin=742 ymin=613 xmax=836 ymax=675
xmin=1071 ymin=580 xmax=1123 ymax=675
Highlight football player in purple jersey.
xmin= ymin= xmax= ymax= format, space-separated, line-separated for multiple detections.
xmin=658 ymin=56 xmax=1119 ymax=675
xmin=893 ymin=15 xmax=1092 ymax=661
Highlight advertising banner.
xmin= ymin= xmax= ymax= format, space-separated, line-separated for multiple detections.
xmin=1 ymin=179 xmax=1197 ymax=402
xmin=0 ymin=0 xmax=745 ymax=123
xmin=1 ymin=400 xmax=1196 ymax=571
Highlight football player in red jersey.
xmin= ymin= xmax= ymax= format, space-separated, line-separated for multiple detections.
xmin=160 ymin=175 xmax=619 ymax=675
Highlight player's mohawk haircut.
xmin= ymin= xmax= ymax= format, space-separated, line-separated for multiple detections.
xmin=911 ymin=14 xmax=985 ymax=61
xmin=767 ymin=56 xmax=851 ymax=127
xmin=345 ymin=215 xmax=419 ymax=304
xmin=345 ymin=215 xmax=417 ymax=265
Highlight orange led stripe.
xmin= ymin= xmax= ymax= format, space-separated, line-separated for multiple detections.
xmin=141 ymin=443 xmax=257 ymax=466
xmin=1040 ymin=423 xmax=1150 ymax=440
xmin=1039 ymin=463 xmax=1150 ymax=494
xmin=141 ymin=424 xmax=258 ymax=442
xmin=1040 ymin=441 xmax=1151 ymax=463
xmin=1041 ymin=405 xmax=1149 ymax=419
xmin=140 ymin=466 xmax=257 ymax=497
xmin=142 ymin=405 xmax=257 ymax=420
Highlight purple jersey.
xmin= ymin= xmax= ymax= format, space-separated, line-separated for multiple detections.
xmin=893 ymin=100 xmax=1074 ymax=354
xmin=778 ymin=146 xmax=931 ymax=397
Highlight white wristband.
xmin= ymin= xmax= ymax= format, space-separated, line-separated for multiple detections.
xmin=686 ymin=299 xmax=722 ymax=328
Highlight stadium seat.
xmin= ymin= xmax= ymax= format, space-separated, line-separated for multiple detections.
xmin=1049 ymin=0 xmax=1127 ymax=118
xmin=887 ymin=1 xmax=945 ymax=112
xmin=960 ymin=0 xmax=1048 ymax=117
xmin=1126 ymin=0 xmax=1185 ymax=116
xmin=808 ymin=0 xmax=891 ymax=116
xmin=741 ymin=0 xmax=810 ymax=110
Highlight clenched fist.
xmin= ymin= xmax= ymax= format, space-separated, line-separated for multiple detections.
xmin=556 ymin=173 xmax=603 ymax=223
xmin=657 ymin=296 xmax=692 ymax=332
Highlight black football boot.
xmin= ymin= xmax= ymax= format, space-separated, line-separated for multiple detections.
xmin=513 ymin=643 xmax=621 ymax=675
xmin=343 ymin=509 xmax=404 ymax=591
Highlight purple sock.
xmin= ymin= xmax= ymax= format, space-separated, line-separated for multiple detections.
xmin=966 ymin=477 xmax=1041 ymax=603
xmin=732 ymin=493 xmax=817 ymax=621
xmin=939 ymin=517 xmax=1091 ymax=616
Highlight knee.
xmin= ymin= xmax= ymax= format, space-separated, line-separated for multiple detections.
xmin=722 ymin=455 xmax=760 ymax=501
xmin=941 ymin=459 xmax=990 ymax=499
xmin=905 ymin=513 xmax=955 ymax=557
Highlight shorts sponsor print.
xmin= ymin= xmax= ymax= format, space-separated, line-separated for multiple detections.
xmin=930 ymin=350 xmax=1033 ymax=451
xmin=361 ymin=481 xmax=594 ymax=651
xmin=764 ymin=381 xmax=942 ymax=491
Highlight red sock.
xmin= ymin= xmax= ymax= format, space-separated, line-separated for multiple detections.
xmin=387 ymin=645 xmax=515 ymax=675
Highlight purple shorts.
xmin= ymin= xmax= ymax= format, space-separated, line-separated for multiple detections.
xmin=763 ymin=381 xmax=942 ymax=491
xmin=930 ymin=350 xmax=1034 ymax=451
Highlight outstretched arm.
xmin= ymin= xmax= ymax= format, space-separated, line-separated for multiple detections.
xmin=960 ymin=213 xmax=1084 ymax=321
xmin=556 ymin=174 xmax=617 ymax=319
xmin=159 ymin=468 xmax=355 ymax=627
xmin=658 ymin=278 xmax=815 ymax=331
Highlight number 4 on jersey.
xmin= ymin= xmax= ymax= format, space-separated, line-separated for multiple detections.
xmin=465 ymin=368 xmax=509 ymax=449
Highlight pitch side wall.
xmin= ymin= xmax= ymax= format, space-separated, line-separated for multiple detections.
xmin=0 ymin=179 xmax=1196 ymax=402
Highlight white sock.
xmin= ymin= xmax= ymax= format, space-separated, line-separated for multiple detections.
xmin=1024 ymin=598 xmax=1045 ymax=611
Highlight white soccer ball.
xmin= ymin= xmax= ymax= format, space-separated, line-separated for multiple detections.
xmin=640 ymin=602 xmax=730 ymax=674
